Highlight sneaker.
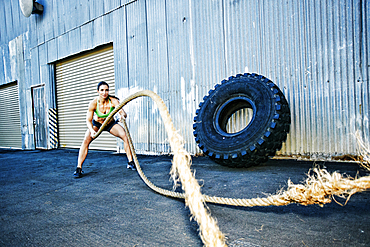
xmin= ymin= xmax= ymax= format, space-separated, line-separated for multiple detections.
xmin=127 ymin=161 xmax=136 ymax=171
xmin=73 ymin=167 xmax=83 ymax=178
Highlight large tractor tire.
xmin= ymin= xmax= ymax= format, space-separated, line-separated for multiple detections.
xmin=193 ymin=73 xmax=290 ymax=168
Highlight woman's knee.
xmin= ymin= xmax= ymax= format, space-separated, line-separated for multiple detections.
xmin=84 ymin=136 xmax=92 ymax=144
xmin=82 ymin=133 xmax=93 ymax=145
xmin=81 ymin=139 xmax=91 ymax=148
xmin=121 ymin=134 xmax=129 ymax=143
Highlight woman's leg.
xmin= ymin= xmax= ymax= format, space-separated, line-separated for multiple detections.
xmin=109 ymin=123 xmax=133 ymax=162
xmin=77 ymin=128 xmax=95 ymax=168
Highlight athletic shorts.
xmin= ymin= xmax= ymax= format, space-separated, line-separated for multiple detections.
xmin=92 ymin=119 xmax=119 ymax=132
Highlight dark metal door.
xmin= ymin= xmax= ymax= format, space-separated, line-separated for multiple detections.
xmin=32 ymin=86 xmax=47 ymax=149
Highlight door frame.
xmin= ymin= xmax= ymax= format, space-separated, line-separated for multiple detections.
xmin=31 ymin=84 xmax=48 ymax=149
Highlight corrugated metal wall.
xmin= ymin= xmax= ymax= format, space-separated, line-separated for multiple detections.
xmin=115 ymin=0 xmax=369 ymax=159
xmin=216 ymin=0 xmax=369 ymax=158
xmin=1 ymin=0 xmax=368 ymax=159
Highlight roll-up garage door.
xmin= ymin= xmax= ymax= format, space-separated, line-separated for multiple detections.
xmin=55 ymin=45 xmax=117 ymax=151
xmin=0 ymin=82 xmax=22 ymax=148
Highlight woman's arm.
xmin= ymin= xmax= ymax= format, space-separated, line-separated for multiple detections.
xmin=86 ymin=100 xmax=97 ymax=137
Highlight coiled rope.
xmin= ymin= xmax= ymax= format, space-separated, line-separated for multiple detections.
xmin=93 ymin=90 xmax=370 ymax=247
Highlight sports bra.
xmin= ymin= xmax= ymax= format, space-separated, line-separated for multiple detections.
xmin=95 ymin=98 xmax=115 ymax=118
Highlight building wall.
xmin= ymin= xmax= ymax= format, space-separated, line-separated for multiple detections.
xmin=0 ymin=0 xmax=369 ymax=160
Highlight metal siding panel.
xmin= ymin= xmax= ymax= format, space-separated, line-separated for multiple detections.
xmin=113 ymin=7 xmax=129 ymax=90
xmin=191 ymin=0 xmax=227 ymax=154
xmin=0 ymin=3 xmax=7 ymax=44
xmin=0 ymin=83 xmax=22 ymax=148
xmin=344 ymin=0 xmax=356 ymax=154
xmin=35 ymin=12 xmax=45 ymax=46
xmin=362 ymin=0 xmax=370 ymax=145
xmin=145 ymin=0 xmax=171 ymax=154
xmin=307 ymin=0 xmax=320 ymax=155
xmin=41 ymin=0 xmax=55 ymax=42
xmin=38 ymin=43 xmax=47 ymax=68
xmin=331 ymin=0 xmax=342 ymax=154
xmin=52 ymin=0 xmax=65 ymax=37
xmin=191 ymin=0 xmax=369 ymax=159
xmin=10 ymin=1 xmax=21 ymax=36
xmin=104 ymin=0 xmax=121 ymax=13
xmin=112 ymin=6 xmax=133 ymax=153
xmin=0 ymin=46 xmax=5 ymax=84
xmin=90 ymin=0 xmax=105 ymax=20
xmin=126 ymin=0 xmax=150 ymax=151
xmin=56 ymin=34 xmax=70 ymax=60
xmin=30 ymin=47 xmax=40 ymax=86
xmin=337 ymin=1 xmax=356 ymax=153
xmin=80 ymin=22 xmax=95 ymax=51
xmin=299 ymin=1 xmax=311 ymax=155
xmin=27 ymin=8 xmax=38 ymax=49
xmin=0 ymin=0 xmax=33 ymax=44
xmin=8 ymin=39 xmax=17 ymax=83
xmin=78 ymin=0 xmax=92 ymax=26
xmin=1 ymin=44 xmax=11 ymax=83
xmin=47 ymin=37 xmax=58 ymax=63
xmin=63 ymin=0 xmax=77 ymax=32
xmin=165 ymin=0 xmax=197 ymax=153
xmin=317 ymin=0 xmax=329 ymax=155
xmin=354 ymin=0 xmax=369 ymax=147
xmin=56 ymin=45 xmax=117 ymax=151
xmin=4 ymin=1 xmax=14 ymax=42
xmin=102 ymin=13 xmax=113 ymax=43
xmin=93 ymin=17 xmax=104 ymax=48
xmin=68 ymin=27 xmax=81 ymax=56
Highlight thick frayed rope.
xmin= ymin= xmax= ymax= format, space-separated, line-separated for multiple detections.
xmin=170 ymin=135 xmax=225 ymax=247
xmin=94 ymin=90 xmax=370 ymax=247
xmin=355 ymin=131 xmax=370 ymax=172
xmin=278 ymin=167 xmax=370 ymax=206
xmin=95 ymin=90 xmax=226 ymax=247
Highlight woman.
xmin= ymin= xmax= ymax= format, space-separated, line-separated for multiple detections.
xmin=73 ymin=81 xmax=135 ymax=178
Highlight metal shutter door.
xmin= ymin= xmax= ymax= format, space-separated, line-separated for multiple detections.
xmin=55 ymin=45 xmax=117 ymax=151
xmin=0 ymin=82 xmax=22 ymax=148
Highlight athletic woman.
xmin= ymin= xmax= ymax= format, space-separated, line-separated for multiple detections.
xmin=73 ymin=81 xmax=135 ymax=178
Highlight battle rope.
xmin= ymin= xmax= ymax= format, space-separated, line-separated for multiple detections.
xmin=94 ymin=90 xmax=226 ymax=246
xmin=356 ymin=131 xmax=370 ymax=172
xmin=93 ymin=90 xmax=370 ymax=247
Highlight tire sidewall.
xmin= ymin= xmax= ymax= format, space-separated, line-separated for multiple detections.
xmin=195 ymin=75 xmax=276 ymax=155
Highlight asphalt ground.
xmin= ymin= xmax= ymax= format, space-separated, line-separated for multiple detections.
xmin=0 ymin=148 xmax=369 ymax=247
